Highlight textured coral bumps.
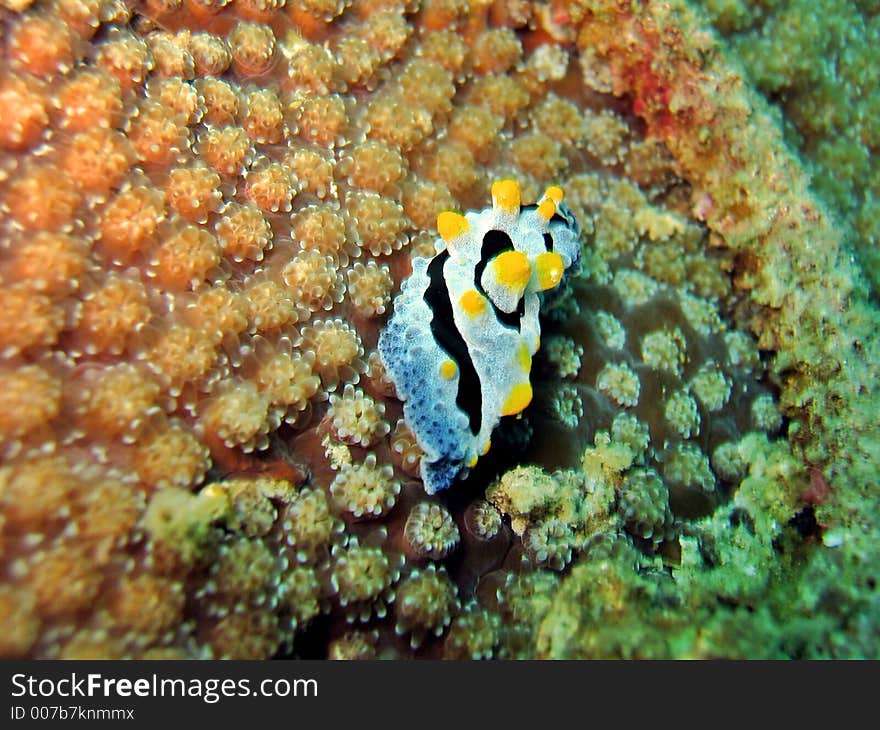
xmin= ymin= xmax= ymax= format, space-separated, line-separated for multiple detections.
xmin=1 ymin=0 xmax=863 ymax=660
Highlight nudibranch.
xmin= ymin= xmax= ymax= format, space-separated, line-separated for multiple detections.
xmin=379 ymin=180 xmax=581 ymax=494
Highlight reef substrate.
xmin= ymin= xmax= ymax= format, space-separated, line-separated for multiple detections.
xmin=0 ymin=0 xmax=877 ymax=658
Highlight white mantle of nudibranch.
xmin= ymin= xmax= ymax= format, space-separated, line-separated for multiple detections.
xmin=379 ymin=179 xmax=581 ymax=494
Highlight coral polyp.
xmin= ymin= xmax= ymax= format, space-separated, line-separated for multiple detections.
xmin=0 ymin=0 xmax=876 ymax=661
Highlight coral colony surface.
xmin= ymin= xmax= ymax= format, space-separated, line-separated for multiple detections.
xmin=0 ymin=0 xmax=877 ymax=659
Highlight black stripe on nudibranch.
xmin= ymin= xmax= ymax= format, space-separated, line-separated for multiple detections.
xmin=424 ymin=251 xmax=483 ymax=436
xmin=474 ymin=229 xmax=523 ymax=331
xmin=479 ymin=229 xmax=514 ymax=261
xmin=543 ymin=232 xmax=554 ymax=251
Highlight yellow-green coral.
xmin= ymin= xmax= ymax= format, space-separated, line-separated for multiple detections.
xmin=0 ymin=0 xmax=877 ymax=660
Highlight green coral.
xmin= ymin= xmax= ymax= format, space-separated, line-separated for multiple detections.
xmin=694 ymin=0 xmax=880 ymax=291
xmin=491 ymin=0 xmax=880 ymax=659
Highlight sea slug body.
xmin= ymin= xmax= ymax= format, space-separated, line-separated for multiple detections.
xmin=379 ymin=179 xmax=581 ymax=494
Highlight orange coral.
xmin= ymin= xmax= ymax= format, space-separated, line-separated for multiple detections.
xmin=2 ymin=231 xmax=90 ymax=296
xmin=182 ymin=285 xmax=250 ymax=345
xmin=347 ymin=192 xmax=409 ymax=256
xmin=470 ymin=28 xmax=522 ymax=75
xmin=339 ymin=141 xmax=408 ymax=196
xmin=397 ymin=58 xmax=455 ymax=119
xmin=164 ymin=162 xmax=223 ymax=223
xmin=146 ymin=31 xmax=195 ymax=79
xmin=358 ymin=11 xmax=411 ymax=61
xmin=195 ymin=77 xmax=240 ymax=125
xmin=140 ymin=320 xmax=219 ymax=391
xmin=27 ymin=544 xmax=102 ymax=620
xmin=390 ymin=419 xmax=423 ymax=477
xmin=73 ymin=475 xmax=143 ymax=560
xmin=5 ymin=163 xmax=80 ymax=231
xmin=189 ymin=32 xmax=232 ymax=76
xmin=52 ymin=68 xmax=123 ymax=132
xmin=290 ymin=204 xmax=353 ymax=264
xmin=282 ymin=486 xmax=339 ymax=564
xmin=56 ymin=127 xmax=133 ymax=197
xmin=245 ymin=159 xmax=297 ymax=213
xmin=229 ymin=21 xmax=276 ymax=77
xmin=0 ymin=73 xmax=49 ymax=150
xmin=416 ymin=140 xmax=481 ymax=197
xmin=281 ymin=249 xmax=344 ymax=314
xmin=0 ymin=285 xmax=65 ymax=356
xmin=197 ymin=125 xmax=253 ymax=176
xmin=148 ymin=223 xmax=221 ymax=290
xmin=333 ymin=36 xmax=382 ymax=88
xmin=73 ymin=274 xmax=151 ymax=356
xmin=132 ymin=420 xmax=211 ymax=490
xmin=417 ymin=29 xmax=468 ymax=74
xmin=236 ymin=0 xmax=286 ymax=22
xmin=467 ymin=73 xmax=530 ymax=120
xmin=215 ymin=201 xmax=272 ymax=262
xmin=332 ymin=540 xmax=399 ymax=618
xmin=346 ymin=260 xmax=394 ymax=318
xmin=128 ymin=99 xmax=189 ymax=165
xmin=286 ymin=146 xmax=335 ymax=198
xmin=243 ymin=274 xmax=299 ymax=333
xmin=107 ymin=575 xmax=185 ymax=643
xmin=246 ymin=337 xmax=321 ymax=423
xmin=146 ymin=77 xmax=204 ymax=125
xmin=325 ymin=385 xmax=390 ymax=447
xmin=70 ymin=363 xmax=160 ymax=441
xmin=364 ymin=91 xmax=432 ymax=152
xmin=0 ymin=456 xmax=80 ymax=531
xmin=0 ymin=363 xmax=61 ymax=449
xmin=7 ymin=11 xmax=76 ymax=77
xmin=96 ymin=30 xmax=153 ymax=88
xmin=401 ymin=178 xmax=456 ymax=232
xmin=242 ymin=88 xmax=286 ymax=144
xmin=290 ymin=93 xmax=348 ymax=147
xmin=98 ymin=182 xmax=166 ymax=263
xmin=0 ymin=587 xmax=40 ymax=658
xmin=510 ymin=131 xmax=567 ymax=182
xmin=532 ymin=93 xmax=587 ymax=146
xmin=300 ymin=318 xmax=364 ymax=390
xmin=446 ymin=104 xmax=503 ymax=162
xmin=284 ymin=37 xmax=339 ymax=93
xmin=329 ymin=453 xmax=399 ymax=518
xmin=200 ymin=379 xmax=271 ymax=452
xmin=208 ymin=611 xmax=279 ymax=660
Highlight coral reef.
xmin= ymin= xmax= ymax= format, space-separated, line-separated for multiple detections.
xmin=693 ymin=0 xmax=880 ymax=292
xmin=0 ymin=0 xmax=877 ymax=660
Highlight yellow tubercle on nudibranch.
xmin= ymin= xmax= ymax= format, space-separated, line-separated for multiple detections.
xmin=501 ymin=382 xmax=533 ymax=417
xmin=490 ymin=250 xmax=531 ymax=291
xmin=544 ymin=186 xmax=564 ymax=204
xmin=379 ymin=179 xmax=581 ymax=494
xmin=517 ymin=341 xmax=532 ymax=374
xmin=459 ymin=289 xmax=487 ymax=317
xmin=533 ymin=251 xmax=566 ymax=291
xmin=536 ymin=186 xmax=564 ymax=220
xmin=440 ymin=359 xmax=458 ymax=379
xmin=491 ymin=178 xmax=521 ymax=214
xmin=483 ymin=250 xmax=532 ymax=311
xmin=437 ymin=210 xmax=469 ymax=242
xmin=536 ymin=198 xmax=557 ymax=221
